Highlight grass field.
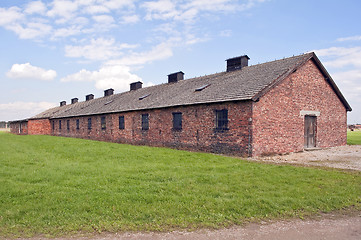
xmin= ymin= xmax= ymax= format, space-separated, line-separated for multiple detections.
xmin=0 ymin=132 xmax=360 ymax=238
xmin=347 ymin=130 xmax=361 ymax=145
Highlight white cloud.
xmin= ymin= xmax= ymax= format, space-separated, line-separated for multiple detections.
xmin=331 ymin=69 xmax=361 ymax=122
xmin=0 ymin=7 xmax=24 ymax=26
xmin=313 ymin=47 xmax=361 ymax=68
xmin=52 ymin=25 xmax=82 ymax=39
xmin=47 ymin=0 xmax=79 ymax=19
xmin=103 ymin=0 xmax=135 ymax=10
xmin=142 ymin=0 xmax=179 ymax=20
xmin=60 ymin=65 xmax=142 ymax=91
xmin=174 ymin=8 xmax=198 ymax=23
xmin=65 ymin=38 xmax=137 ymax=61
xmin=332 ymin=70 xmax=361 ymax=82
xmin=313 ymin=44 xmax=361 ymax=123
xmin=313 ymin=47 xmax=360 ymax=57
xmin=121 ymin=15 xmax=140 ymax=24
xmin=83 ymin=5 xmax=110 ymax=14
xmin=337 ymin=35 xmax=361 ymax=42
xmin=0 ymin=101 xmax=56 ymax=121
xmin=183 ymin=0 xmax=238 ymax=12
xmin=142 ymin=0 xmax=265 ymax=22
xmin=7 ymin=63 xmax=57 ymax=81
xmin=106 ymin=42 xmax=173 ymax=66
xmin=24 ymin=1 xmax=47 ymax=15
xmin=7 ymin=21 xmax=53 ymax=39
xmin=92 ymin=14 xmax=115 ymax=24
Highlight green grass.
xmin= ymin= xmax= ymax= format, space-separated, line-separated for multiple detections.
xmin=0 ymin=132 xmax=360 ymax=238
xmin=348 ymin=130 xmax=361 ymax=145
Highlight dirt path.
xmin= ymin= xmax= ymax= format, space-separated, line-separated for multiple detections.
xmin=21 ymin=212 xmax=361 ymax=240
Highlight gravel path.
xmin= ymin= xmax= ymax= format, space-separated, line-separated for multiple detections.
xmin=251 ymin=145 xmax=361 ymax=171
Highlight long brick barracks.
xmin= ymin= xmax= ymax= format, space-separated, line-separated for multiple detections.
xmin=10 ymin=52 xmax=352 ymax=157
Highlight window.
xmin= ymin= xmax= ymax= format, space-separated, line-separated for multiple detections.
xmin=67 ymin=120 xmax=70 ymax=130
xmin=119 ymin=116 xmax=125 ymax=129
xmin=88 ymin=118 xmax=92 ymax=130
xmin=52 ymin=121 xmax=54 ymax=130
xmin=172 ymin=112 xmax=182 ymax=130
xmin=215 ymin=109 xmax=228 ymax=130
xmin=141 ymin=114 xmax=149 ymax=130
xmin=76 ymin=119 xmax=79 ymax=130
xmin=101 ymin=116 xmax=106 ymax=130
xmin=59 ymin=120 xmax=62 ymax=130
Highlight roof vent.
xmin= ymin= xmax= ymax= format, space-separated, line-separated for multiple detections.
xmin=60 ymin=101 xmax=66 ymax=107
xmin=130 ymin=81 xmax=143 ymax=91
xmin=195 ymin=84 xmax=211 ymax=92
xmin=168 ymin=71 xmax=184 ymax=83
xmin=104 ymin=88 xmax=114 ymax=97
xmin=226 ymin=55 xmax=250 ymax=72
xmin=86 ymin=94 xmax=94 ymax=101
xmin=104 ymin=100 xmax=113 ymax=105
xmin=71 ymin=98 xmax=78 ymax=104
xmin=139 ymin=94 xmax=151 ymax=100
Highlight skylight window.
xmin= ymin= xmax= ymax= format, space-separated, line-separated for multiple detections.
xmin=139 ymin=94 xmax=151 ymax=100
xmin=195 ymin=84 xmax=210 ymax=91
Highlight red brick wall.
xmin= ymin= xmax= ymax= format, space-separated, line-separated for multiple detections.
xmin=252 ymin=59 xmax=347 ymax=156
xmin=50 ymin=101 xmax=253 ymax=156
xmin=28 ymin=119 xmax=51 ymax=135
xmin=10 ymin=121 xmax=28 ymax=135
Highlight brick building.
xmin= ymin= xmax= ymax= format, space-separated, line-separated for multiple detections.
xmin=10 ymin=52 xmax=352 ymax=156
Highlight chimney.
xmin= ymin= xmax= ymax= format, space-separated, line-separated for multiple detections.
xmin=86 ymin=94 xmax=94 ymax=101
xmin=130 ymin=81 xmax=143 ymax=91
xmin=168 ymin=71 xmax=184 ymax=83
xmin=60 ymin=101 xmax=66 ymax=107
xmin=104 ymin=88 xmax=114 ymax=97
xmin=226 ymin=55 xmax=250 ymax=72
xmin=71 ymin=98 xmax=78 ymax=104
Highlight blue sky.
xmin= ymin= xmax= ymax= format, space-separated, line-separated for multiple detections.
xmin=0 ymin=0 xmax=360 ymax=123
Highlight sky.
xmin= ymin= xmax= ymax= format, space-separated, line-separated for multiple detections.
xmin=0 ymin=0 xmax=360 ymax=124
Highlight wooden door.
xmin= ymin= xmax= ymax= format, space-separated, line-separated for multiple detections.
xmin=304 ymin=116 xmax=316 ymax=148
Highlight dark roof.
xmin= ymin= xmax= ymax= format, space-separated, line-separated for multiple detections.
xmin=30 ymin=52 xmax=351 ymax=120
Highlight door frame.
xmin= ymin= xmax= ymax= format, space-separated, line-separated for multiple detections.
xmin=304 ymin=115 xmax=317 ymax=149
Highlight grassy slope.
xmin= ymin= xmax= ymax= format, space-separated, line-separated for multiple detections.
xmin=0 ymin=132 xmax=360 ymax=237
xmin=347 ymin=130 xmax=361 ymax=145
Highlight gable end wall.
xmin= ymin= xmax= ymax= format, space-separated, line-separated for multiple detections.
xmin=252 ymin=59 xmax=347 ymax=156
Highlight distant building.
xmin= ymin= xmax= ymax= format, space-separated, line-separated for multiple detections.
xmin=0 ymin=121 xmax=7 ymax=128
xmin=10 ymin=52 xmax=352 ymax=156
xmin=349 ymin=124 xmax=361 ymax=131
